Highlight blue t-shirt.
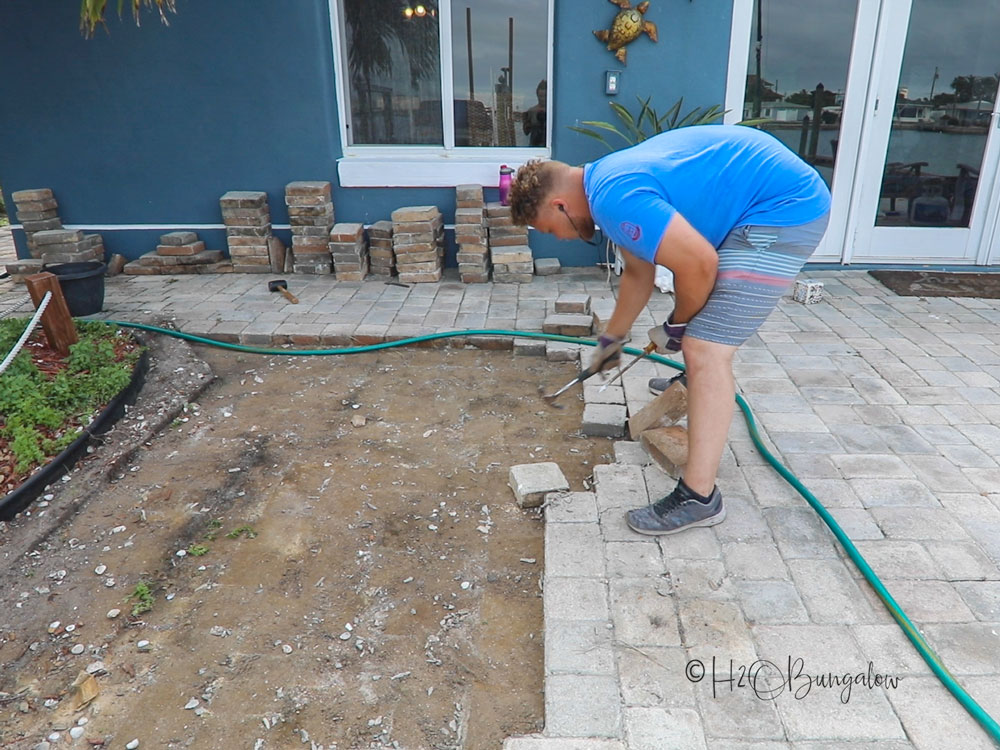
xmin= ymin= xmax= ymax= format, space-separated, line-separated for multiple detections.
xmin=583 ymin=125 xmax=831 ymax=263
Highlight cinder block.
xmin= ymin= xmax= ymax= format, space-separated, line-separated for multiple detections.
xmin=582 ymin=404 xmax=628 ymax=438
xmin=33 ymin=229 xmax=83 ymax=246
xmin=285 ymin=180 xmax=331 ymax=197
xmin=456 ymin=184 xmax=484 ymax=207
xmin=508 ymin=462 xmax=570 ymax=508
xmin=555 ymin=294 xmax=592 ymax=315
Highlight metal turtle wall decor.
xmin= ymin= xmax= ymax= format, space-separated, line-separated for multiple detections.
xmin=593 ymin=0 xmax=658 ymax=65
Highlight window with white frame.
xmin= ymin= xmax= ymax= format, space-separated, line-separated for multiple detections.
xmin=336 ymin=0 xmax=551 ymax=151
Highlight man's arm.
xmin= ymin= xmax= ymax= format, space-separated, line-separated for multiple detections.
xmin=654 ymin=212 xmax=718 ymax=323
xmin=603 ymin=250 xmax=656 ymax=340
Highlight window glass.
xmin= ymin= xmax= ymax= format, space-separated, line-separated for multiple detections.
xmin=343 ymin=0 xmax=443 ymax=145
xmin=450 ymin=0 xmax=549 ymax=148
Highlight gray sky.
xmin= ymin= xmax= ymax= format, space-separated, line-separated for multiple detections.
xmin=450 ymin=0 xmax=548 ymax=110
xmin=752 ymin=0 xmax=1000 ymax=100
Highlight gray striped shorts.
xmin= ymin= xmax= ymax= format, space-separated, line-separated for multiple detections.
xmin=686 ymin=213 xmax=830 ymax=347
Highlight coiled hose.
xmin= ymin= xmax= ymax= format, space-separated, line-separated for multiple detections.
xmin=109 ymin=321 xmax=1000 ymax=744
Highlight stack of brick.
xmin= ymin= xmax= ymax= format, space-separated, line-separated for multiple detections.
xmin=329 ymin=223 xmax=369 ymax=281
xmin=221 ymin=191 xmax=272 ymax=273
xmin=454 ymin=184 xmax=489 ymax=283
xmin=31 ymin=230 xmax=105 ymax=265
xmin=123 ymin=231 xmax=225 ymax=275
xmin=486 ymin=202 xmax=532 ymax=283
xmin=368 ymin=220 xmax=394 ymax=277
xmin=286 ymin=181 xmax=334 ymax=275
xmin=11 ymin=189 xmax=63 ymax=256
xmin=392 ymin=206 xmax=444 ymax=283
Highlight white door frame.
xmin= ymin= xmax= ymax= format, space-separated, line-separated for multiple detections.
xmin=848 ymin=0 xmax=1000 ymax=264
xmin=724 ymin=0 xmax=881 ymax=263
xmin=726 ymin=0 xmax=1000 ymax=266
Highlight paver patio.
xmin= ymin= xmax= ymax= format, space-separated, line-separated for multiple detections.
xmin=3 ymin=230 xmax=1000 ymax=747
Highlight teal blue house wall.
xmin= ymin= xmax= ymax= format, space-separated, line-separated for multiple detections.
xmin=0 ymin=0 xmax=732 ymax=265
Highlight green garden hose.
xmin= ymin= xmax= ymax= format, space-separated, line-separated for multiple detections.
xmin=110 ymin=321 xmax=1000 ymax=744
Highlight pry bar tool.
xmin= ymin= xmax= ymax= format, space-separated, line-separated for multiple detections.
xmin=598 ymin=341 xmax=657 ymax=392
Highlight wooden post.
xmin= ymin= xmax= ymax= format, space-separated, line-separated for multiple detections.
xmin=24 ymin=272 xmax=78 ymax=356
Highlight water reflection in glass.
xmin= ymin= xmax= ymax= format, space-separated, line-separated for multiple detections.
xmin=745 ymin=1 xmax=858 ymax=188
xmin=876 ymin=0 xmax=1000 ymax=227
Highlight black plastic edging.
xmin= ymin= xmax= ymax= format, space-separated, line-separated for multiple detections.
xmin=0 ymin=349 xmax=149 ymax=521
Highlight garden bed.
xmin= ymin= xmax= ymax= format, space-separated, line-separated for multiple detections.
xmin=0 ymin=319 xmax=144 ymax=515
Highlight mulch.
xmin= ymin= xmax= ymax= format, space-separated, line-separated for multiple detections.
xmin=869 ymin=269 xmax=1000 ymax=298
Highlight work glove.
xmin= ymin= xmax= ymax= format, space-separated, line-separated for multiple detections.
xmin=648 ymin=314 xmax=686 ymax=354
xmin=589 ymin=333 xmax=626 ymax=373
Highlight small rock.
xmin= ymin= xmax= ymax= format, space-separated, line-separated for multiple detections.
xmin=86 ymin=661 xmax=107 ymax=675
xmin=32 ymin=742 xmax=50 ymax=750
xmin=176 ymin=549 xmax=187 ymax=557
xmin=209 ymin=626 xmax=230 ymax=638
xmin=339 ymin=632 xmax=351 ymax=641
xmin=107 ymin=608 xmax=121 ymax=619
xmin=65 ymin=623 xmax=76 ymax=633
xmin=281 ymin=644 xmax=293 ymax=654
xmin=71 ymin=644 xmax=85 ymax=655
xmin=184 ymin=697 xmax=200 ymax=709
xmin=137 ymin=640 xmax=152 ymax=652
xmin=351 ymin=415 xmax=366 ymax=428
xmin=48 ymin=734 xmax=60 ymax=743
xmin=126 ymin=740 xmax=139 ymax=750
xmin=94 ymin=564 xmax=107 ymax=575
xmin=77 ymin=717 xmax=89 ymax=726
xmin=47 ymin=621 xmax=61 ymax=633
xmin=70 ymin=727 xmax=85 ymax=739
xmin=460 ymin=581 xmax=471 ymax=590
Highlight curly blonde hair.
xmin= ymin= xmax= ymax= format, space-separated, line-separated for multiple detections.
xmin=509 ymin=159 xmax=556 ymax=226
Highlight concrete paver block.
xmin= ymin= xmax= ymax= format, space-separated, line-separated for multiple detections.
xmin=534 ymin=257 xmax=562 ymax=276
xmin=543 ymin=313 xmax=595 ymax=337
xmin=504 ymin=738 xmax=626 ymax=750
xmin=583 ymin=404 xmax=627 ymax=438
xmin=555 ymin=294 xmax=592 ymax=315
xmin=545 ymin=491 xmax=599 ymax=524
xmin=545 ymin=674 xmax=622 ymax=738
xmin=583 ymin=383 xmax=626 ymax=405
xmin=546 ymin=341 xmax=581 ymax=362
xmin=514 ymin=337 xmax=547 ymax=356
xmin=639 ymin=426 xmax=688 ymax=477
xmin=509 ymin=462 xmax=570 ymax=508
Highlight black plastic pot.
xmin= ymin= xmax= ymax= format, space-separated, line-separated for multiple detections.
xmin=0 ymin=350 xmax=148 ymax=521
xmin=45 ymin=261 xmax=107 ymax=316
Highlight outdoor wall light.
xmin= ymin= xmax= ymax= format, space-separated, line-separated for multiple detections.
xmin=414 ymin=4 xmax=427 ymax=16
xmin=403 ymin=6 xmax=413 ymax=17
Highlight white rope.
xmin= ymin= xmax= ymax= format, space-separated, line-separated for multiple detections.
xmin=0 ymin=290 xmax=52 ymax=376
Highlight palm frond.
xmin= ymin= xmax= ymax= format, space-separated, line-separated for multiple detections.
xmin=80 ymin=0 xmax=176 ymax=38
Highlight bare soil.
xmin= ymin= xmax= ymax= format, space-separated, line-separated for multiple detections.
xmin=0 ymin=337 xmax=609 ymax=750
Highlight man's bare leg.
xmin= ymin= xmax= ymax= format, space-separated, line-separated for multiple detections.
xmin=679 ymin=336 xmax=737 ymax=496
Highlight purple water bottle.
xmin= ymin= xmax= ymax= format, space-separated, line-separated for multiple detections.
xmin=499 ymin=164 xmax=514 ymax=206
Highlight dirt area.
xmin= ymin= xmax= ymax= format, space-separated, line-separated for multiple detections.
xmin=0 ymin=335 xmax=609 ymax=750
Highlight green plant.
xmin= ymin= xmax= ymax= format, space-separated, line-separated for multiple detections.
xmin=226 ymin=524 xmax=258 ymax=540
xmin=128 ymin=581 xmax=154 ymax=616
xmin=79 ymin=0 xmax=177 ymax=38
xmin=569 ymin=95 xmax=767 ymax=152
xmin=0 ymin=320 xmax=141 ymax=475
xmin=203 ymin=518 xmax=223 ymax=541
xmin=187 ymin=544 xmax=209 ymax=557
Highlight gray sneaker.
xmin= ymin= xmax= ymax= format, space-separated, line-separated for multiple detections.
xmin=626 ymin=481 xmax=725 ymax=536
xmin=648 ymin=373 xmax=686 ymax=397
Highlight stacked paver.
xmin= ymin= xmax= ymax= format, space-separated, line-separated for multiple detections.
xmin=392 ymin=206 xmax=444 ymax=283
xmin=221 ymin=191 xmax=272 ymax=274
xmin=329 ymin=222 xmax=369 ymax=282
xmin=31 ymin=230 xmax=105 ymax=265
xmin=11 ymin=189 xmax=63 ymax=257
xmin=367 ymin=221 xmax=394 ymax=277
xmin=286 ymin=181 xmax=334 ymax=275
xmin=454 ymin=184 xmax=490 ymax=283
xmin=123 ymin=231 xmax=225 ymax=275
xmin=486 ymin=202 xmax=532 ymax=283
